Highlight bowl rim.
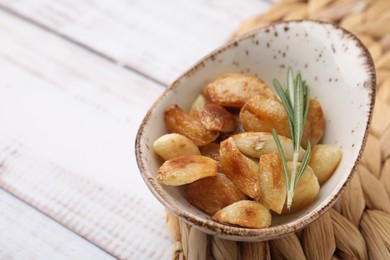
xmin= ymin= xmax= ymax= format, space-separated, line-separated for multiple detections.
xmin=135 ymin=19 xmax=376 ymax=240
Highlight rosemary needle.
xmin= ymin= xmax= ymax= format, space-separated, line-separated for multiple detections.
xmin=272 ymin=67 xmax=312 ymax=210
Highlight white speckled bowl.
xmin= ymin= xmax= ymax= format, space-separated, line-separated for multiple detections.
xmin=135 ymin=20 xmax=375 ymax=241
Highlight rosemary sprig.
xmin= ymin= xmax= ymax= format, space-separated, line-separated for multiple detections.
xmin=272 ymin=67 xmax=312 ymax=210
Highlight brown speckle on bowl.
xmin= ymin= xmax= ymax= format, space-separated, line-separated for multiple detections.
xmin=363 ymin=80 xmax=372 ymax=90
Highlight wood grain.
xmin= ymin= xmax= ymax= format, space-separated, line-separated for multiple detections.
xmin=0 ymin=0 xmax=271 ymax=85
xmin=0 ymin=144 xmax=171 ymax=259
xmin=0 ymin=8 xmax=163 ymax=195
xmin=0 ymin=9 xmax=170 ymax=258
xmin=0 ymin=189 xmax=112 ymax=259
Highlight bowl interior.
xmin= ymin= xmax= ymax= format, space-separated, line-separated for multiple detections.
xmin=136 ymin=20 xmax=375 ymax=241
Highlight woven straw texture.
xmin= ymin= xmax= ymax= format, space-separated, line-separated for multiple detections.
xmin=166 ymin=0 xmax=390 ymax=259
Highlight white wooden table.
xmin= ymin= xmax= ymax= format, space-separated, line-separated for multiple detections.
xmin=0 ymin=1 xmax=272 ymax=258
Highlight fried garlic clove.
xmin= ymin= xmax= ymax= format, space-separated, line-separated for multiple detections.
xmin=282 ymin=162 xmax=320 ymax=214
xmin=259 ymin=152 xmax=286 ymax=214
xmin=240 ymin=95 xmax=291 ymax=137
xmin=164 ymin=105 xmax=218 ymax=146
xmin=232 ymin=132 xmax=305 ymax=161
xmin=220 ymin=137 xmax=261 ymax=200
xmin=309 ymin=144 xmax=342 ymax=185
xmin=240 ymin=96 xmax=325 ymax=148
xmin=153 ymin=133 xmax=200 ymax=161
xmin=301 ymin=99 xmax=325 ymax=147
xmin=157 ymin=155 xmax=218 ymax=186
xmin=188 ymin=173 xmax=247 ymax=215
xmin=189 ymin=94 xmax=207 ymax=117
xmin=205 ymin=73 xmax=274 ymax=108
xmin=200 ymin=103 xmax=236 ymax=132
xmin=199 ymin=142 xmax=221 ymax=171
xmin=212 ymin=200 xmax=272 ymax=228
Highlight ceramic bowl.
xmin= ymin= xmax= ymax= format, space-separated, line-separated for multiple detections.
xmin=135 ymin=20 xmax=375 ymax=241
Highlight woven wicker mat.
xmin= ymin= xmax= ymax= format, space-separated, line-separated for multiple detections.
xmin=166 ymin=0 xmax=390 ymax=259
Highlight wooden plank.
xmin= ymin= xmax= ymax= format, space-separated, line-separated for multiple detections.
xmin=0 ymin=145 xmax=171 ymax=259
xmin=0 ymin=8 xmax=163 ymax=195
xmin=0 ymin=0 xmax=271 ymax=85
xmin=0 ymin=189 xmax=113 ymax=259
xmin=0 ymin=10 xmax=171 ymax=258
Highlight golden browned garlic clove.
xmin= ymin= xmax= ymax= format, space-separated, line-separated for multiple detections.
xmin=205 ymin=73 xmax=274 ymax=108
xmin=157 ymin=155 xmax=218 ymax=186
xmin=164 ymin=105 xmax=219 ymax=146
xmin=188 ymin=173 xmax=247 ymax=215
xmin=282 ymin=162 xmax=320 ymax=214
xmin=153 ymin=133 xmax=200 ymax=161
xmin=259 ymin=152 xmax=286 ymax=214
xmin=309 ymin=144 xmax=342 ymax=185
xmin=200 ymin=103 xmax=236 ymax=132
xmin=212 ymin=200 xmax=272 ymax=228
xmin=240 ymin=96 xmax=325 ymax=148
xmin=220 ymin=137 xmax=261 ymax=200
xmin=189 ymin=94 xmax=207 ymax=117
xmin=240 ymin=95 xmax=291 ymax=137
xmin=301 ymin=99 xmax=325 ymax=147
xmin=232 ymin=132 xmax=305 ymax=161
xmin=199 ymin=142 xmax=221 ymax=171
